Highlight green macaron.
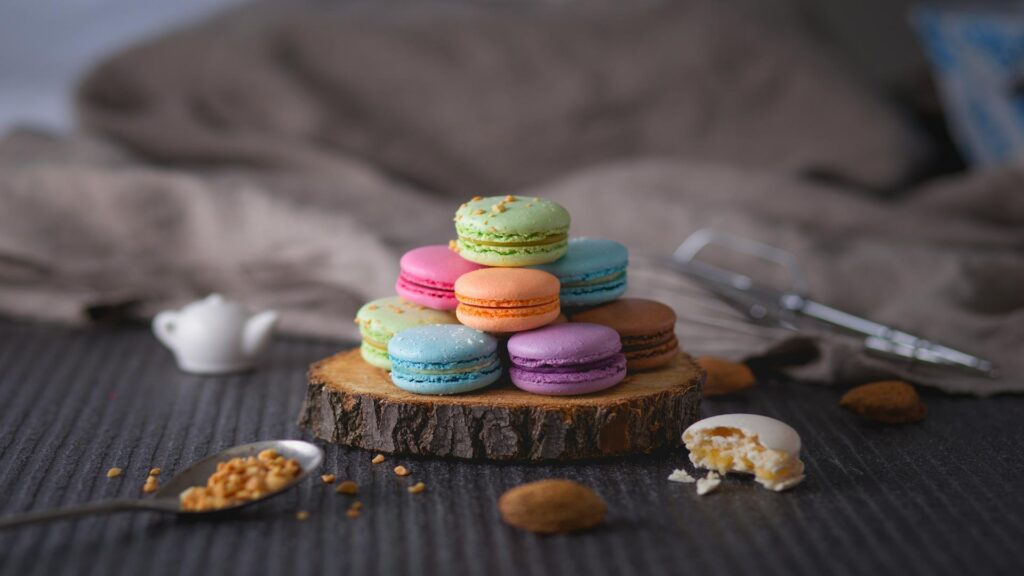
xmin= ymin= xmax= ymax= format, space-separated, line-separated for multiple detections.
xmin=355 ymin=296 xmax=457 ymax=369
xmin=454 ymin=195 xmax=570 ymax=266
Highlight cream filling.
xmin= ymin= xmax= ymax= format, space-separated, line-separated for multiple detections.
xmin=684 ymin=427 xmax=805 ymax=491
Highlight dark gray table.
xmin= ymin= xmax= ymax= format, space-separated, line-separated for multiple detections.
xmin=0 ymin=319 xmax=1021 ymax=576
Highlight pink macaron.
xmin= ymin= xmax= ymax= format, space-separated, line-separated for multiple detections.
xmin=396 ymin=245 xmax=485 ymax=310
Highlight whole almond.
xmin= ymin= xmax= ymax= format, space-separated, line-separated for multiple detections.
xmin=498 ymin=479 xmax=606 ymax=534
xmin=697 ymin=356 xmax=755 ymax=397
xmin=840 ymin=380 xmax=926 ymax=424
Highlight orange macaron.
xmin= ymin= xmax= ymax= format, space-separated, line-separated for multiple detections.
xmin=454 ymin=268 xmax=561 ymax=333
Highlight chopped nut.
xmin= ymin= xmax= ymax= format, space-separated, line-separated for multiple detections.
xmin=296 ymin=510 xmax=310 ymax=521
xmin=106 ymin=467 xmax=123 ymax=479
xmin=179 ymin=453 xmax=303 ymax=512
xmin=472 ymin=209 xmax=485 ymax=216
xmin=367 ymin=304 xmax=379 ymax=311
xmin=346 ymin=508 xmax=361 ymax=519
xmin=143 ymin=476 xmax=159 ymax=493
xmin=393 ymin=465 xmax=410 ymax=477
xmin=336 ymin=480 xmax=359 ymax=495
xmin=371 ymin=454 xmax=385 ymax=464
xmin=350 ymin=501 xmax=364 ymax=511
xmin=471 ymin=196 xmax=482 ymax=201
xmin=149 ymin=467 xmax=162 ymax=476
xmin=505 ymin=195 xmax=516 ymax=202
xmin=408 ymin=482 xmax=426 ymax=494
xmin=448 ymin=240 xmax=459 ymax=252
xmin=492 ymin=204 xmax=506 ymax=213
xmin=321 ymin=474 xmax=336 ymax=484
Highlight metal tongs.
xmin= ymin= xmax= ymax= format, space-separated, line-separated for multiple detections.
xmin=670 ymin=229 xmax=998 ymax=378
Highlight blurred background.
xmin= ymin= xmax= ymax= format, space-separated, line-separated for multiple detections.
xmin=0 ymin=0 xmax=1021 ymax=393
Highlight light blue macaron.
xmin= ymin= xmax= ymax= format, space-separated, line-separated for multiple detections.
xmin=531 ymin=237 xmax=628 ymax=307
xmin=388 ymin=324 xmax=502 ymax=395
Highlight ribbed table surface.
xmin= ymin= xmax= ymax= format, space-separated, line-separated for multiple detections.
xmin=0 ymin=319 xmax=1021 ymax=576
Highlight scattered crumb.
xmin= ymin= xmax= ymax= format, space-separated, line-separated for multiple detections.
xmin=148 ymin=468 xmax=162 ymax=477
xmin=371 ymin=454 xmax=385 ymax=465
xmin=696 ymin=472 xmax=721 ymax=496
xmin=106 ymin=467 xmax=122 ymax=479
xmin=296 ymin=510 xmax=310 ymax=521
xmin=336 ymin=480 xmax=358 ymax=495
xmin=393 ymin=465 xmax=410 ymax=477
xmin=143 ymin=476 xmax=159 ymax=493
xmin=321 ymin=474 xmax=336 ymax=484
xmin=668 ymin=469 xmax=696 ymax=483
xmin=408 ymin=482 xmax=426 ymax=494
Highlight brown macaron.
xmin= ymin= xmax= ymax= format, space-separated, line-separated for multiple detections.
xmin=570 ymin=298 xmax=679 ymax=371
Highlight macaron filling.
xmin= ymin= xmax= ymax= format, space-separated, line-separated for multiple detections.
xmin=396 ymin=271 xmax=455 ymax=302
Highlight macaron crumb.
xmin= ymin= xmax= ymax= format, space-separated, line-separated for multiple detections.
xmin=321 ymin=474 xmax=336 ymax=484
xmin=408 ymin=482 xmax=426 ymax=494
xmin=106 ymin=467 xmax=123 ymax=479
xmin=394 ymin=465 xmax=410 ymax=477
xmin=336 ymin=481 xmax=359 ymax=495
xmin=668 ymin=469 xmax=695 ymax=483
xmin=696 ymin=472 xmax=721 ymax=496
xmin=372 ymin=454 xmax=385 ymax=464
xmin=296 ymin=510 xmax=310 ymax=521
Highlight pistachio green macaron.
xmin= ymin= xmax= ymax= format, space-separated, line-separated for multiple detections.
xmin=355 ymin=296 xmax=458 ymax=369
xmin=454 ymin=195 xmax=570 ymax=266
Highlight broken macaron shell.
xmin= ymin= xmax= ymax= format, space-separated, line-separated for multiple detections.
xmin=682 ymin=413 xmax=805 ymax=492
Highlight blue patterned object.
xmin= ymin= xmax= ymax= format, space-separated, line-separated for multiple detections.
xmin=913 ymin=6 xmax=1024 ymax=166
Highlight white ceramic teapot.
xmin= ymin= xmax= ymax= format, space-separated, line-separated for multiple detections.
xmin=152 ymin=294 xmax=279 ymax=374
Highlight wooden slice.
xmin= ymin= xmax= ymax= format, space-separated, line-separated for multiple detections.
xmin=298 ymin=348 xmax=704 ymax=461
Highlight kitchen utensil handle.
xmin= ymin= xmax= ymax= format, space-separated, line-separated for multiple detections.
xmin=0 ymin=499 xmax=154 ymax=529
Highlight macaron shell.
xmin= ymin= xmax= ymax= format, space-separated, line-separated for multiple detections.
xmin=360 ymin=340 xmax=392 ymax=370
xmin=455 ymin=268 xmax=560 ymax=304
xmin=510 ymin=354 xmax=627 ymax=396
xmin=507 ymin=323 xmax=622 ymax=367
xmin=531 ymin=238 xmax=628 ymax=280
xmin=388 ymin=324 xmax=502 ymax=395
xmin=569 ymin=298 xmax=677 ymax=336
xmin=396 ymin=274 xmax=458 ymax=310
xmin=683 ymin=413 xmax=802 ymax=455
xmin=391 ymin=359 xmax=503 ymax=395
xmin=455 ymin=196 xmax=570 ymax=266
xmin=396 ymin=245 xmax=484 ymax=310
xmin=624 ymin=334 xmax=680 ymax=370
xmin=457 ymin=304 xmax=560 ymax=333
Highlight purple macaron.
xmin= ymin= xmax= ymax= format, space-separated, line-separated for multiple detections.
xmin=507 ymin=323 xmax=627 ymax=396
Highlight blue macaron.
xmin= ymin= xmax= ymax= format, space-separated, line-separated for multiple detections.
xmin=388 ymin=324 xmax=502 ymax=395
xmin=531 ymin=237 xmax=628 ymax=307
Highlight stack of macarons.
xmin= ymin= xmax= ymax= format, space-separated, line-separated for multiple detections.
xmin=353 ymin=194 xmax=682 ymax=397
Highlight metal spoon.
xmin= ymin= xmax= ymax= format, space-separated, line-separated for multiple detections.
xmin=0 ymin=439 xmax=323 ymax=529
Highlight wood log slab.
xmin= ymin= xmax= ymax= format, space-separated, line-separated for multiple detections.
xmin=298 ymin=348 xmax=704 ymax=461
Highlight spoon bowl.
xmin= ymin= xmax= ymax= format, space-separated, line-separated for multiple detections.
xmin=0 ymin=439 xmax=324 ymax=528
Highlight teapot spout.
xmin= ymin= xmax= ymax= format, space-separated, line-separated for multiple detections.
xmin=243 ymin=310 xmax=279 ymax=359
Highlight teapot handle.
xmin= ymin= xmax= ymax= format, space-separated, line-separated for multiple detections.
xmin=152 ymin=311 xmax=179 ymax=348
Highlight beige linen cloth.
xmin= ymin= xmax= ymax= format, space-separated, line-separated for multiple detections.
xmin=0 ymin=1 xmax=1022 ymax=395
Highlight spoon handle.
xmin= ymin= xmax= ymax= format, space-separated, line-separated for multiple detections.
xmin=0 ymin=499 xmax=159 ymax=529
